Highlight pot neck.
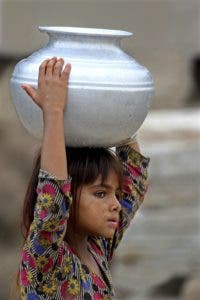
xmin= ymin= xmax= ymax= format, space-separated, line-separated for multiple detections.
xmin=39 ymin=26 xmax=133 ymax=49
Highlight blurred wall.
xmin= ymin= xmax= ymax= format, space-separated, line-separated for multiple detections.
xmin=0 ymin=0 xmax=199 ymax=109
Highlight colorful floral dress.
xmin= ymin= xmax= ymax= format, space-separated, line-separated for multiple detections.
xmin=20 ymin=145 xmax=150 ymax=299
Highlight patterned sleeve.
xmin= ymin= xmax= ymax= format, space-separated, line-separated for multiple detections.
xmin=105 ymin=145 xmax=150 ymax=262
xmin=20 ymin=168 xmax=73 ymax=286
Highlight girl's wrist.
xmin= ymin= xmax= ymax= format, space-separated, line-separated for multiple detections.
xmin=43 ymin=109 xmax=64 ymax=122
xmin=116 ymin=134 xmax=137 ymax=147
xmin=43 ymin=110 xmax=64 ymax=133
xmin=43 ymin=107 xmax=64 ymax=116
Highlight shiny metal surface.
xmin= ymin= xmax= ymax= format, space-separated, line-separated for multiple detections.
xmin=10 ymin=26 xmax=154 ymax=147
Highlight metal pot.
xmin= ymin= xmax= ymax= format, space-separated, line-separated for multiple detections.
xmin=10 ymin=26 xmax=154 ymax=147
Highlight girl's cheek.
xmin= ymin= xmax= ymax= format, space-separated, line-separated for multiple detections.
xmin=101 ymin=204 xmax=108 ymax=214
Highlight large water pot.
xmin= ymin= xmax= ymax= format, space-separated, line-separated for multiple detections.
xmin=10 ymin=26 xmax=154 ymax=147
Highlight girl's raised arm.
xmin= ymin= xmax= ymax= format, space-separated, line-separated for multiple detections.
xmin=105 ymin=138 xmax=150 ymax=261
xmin=22 ymin=57 xmax=71 ymax=179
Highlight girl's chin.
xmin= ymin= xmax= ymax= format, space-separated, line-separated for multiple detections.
xmin=91 ymin=228 xmax=116 ymax=239
xmin=101 ymin=230 xmax=116 ymax=239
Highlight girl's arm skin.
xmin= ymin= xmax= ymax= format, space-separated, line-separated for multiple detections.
xmin=128 ymin=139 xmax=140 ymax=152
xmin=22 ymin=57 xmax=71 ymax=179
xmin=20 ymin=58 xmax=73 ymax=285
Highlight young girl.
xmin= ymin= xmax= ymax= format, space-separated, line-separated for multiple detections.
xmin=18 ymin=57 xmax=150 ymax=300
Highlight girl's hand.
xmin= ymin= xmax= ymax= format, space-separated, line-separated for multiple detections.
xmin=21 ymin=57 xmax=71 ymax=114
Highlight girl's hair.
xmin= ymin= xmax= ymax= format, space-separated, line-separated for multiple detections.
xmin=13 ymin=146 xmax=123 ymax=299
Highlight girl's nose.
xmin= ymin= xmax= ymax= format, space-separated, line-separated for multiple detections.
xmin=110 ymin=195 xmax=122 ymax=212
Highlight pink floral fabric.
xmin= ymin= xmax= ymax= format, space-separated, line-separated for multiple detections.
xmin=20 ymin=145 xmax=150 ymax=299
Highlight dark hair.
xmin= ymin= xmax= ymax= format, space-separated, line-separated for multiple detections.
xmin=13 ymin=146 xmax=123 ymax=298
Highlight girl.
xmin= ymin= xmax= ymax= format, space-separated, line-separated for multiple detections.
xmin=18 ymin=57 xmax=150 ymax=299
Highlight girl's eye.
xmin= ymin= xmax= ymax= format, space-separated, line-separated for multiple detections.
xmin=115 ymin=191 xmax=122 ymax=200
xmin=95 ymin=191 xmax=106 ymax=198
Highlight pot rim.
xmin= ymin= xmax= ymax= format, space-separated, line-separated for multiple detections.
xmin=38 ymin=26 xmax=133 ymax=38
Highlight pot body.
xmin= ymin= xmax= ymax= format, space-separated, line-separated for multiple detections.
xmin=10 ymin=26 xmax=154 ymax=147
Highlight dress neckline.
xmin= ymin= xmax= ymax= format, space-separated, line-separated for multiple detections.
xmin=65 ymin=240 xmax=105 ymax=281
xmin=85 ymin=242 xmax=106 ymax=281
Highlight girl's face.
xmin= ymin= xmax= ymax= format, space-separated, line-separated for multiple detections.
xmin=75 ymin=170 xmax=122 ymax=239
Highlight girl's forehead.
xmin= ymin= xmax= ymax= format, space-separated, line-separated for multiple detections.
xmin=91 ymin=171 xmax=120 ymax=189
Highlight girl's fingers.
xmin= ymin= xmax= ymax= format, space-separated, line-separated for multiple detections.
xmin=61 ymin=63 xmax=71 ymax=82
xmin=53 ymin=58 xmax=64 ymax=78
xmin=46 ymin=57 xmax=57 ymax=77
xmin=38 ymin=59 xmax=50 ymax=85
xmin=21 ymin=84 xmax=38 ymax=104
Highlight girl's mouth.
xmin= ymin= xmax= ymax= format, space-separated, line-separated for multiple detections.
xmin=107 ymin=220 xmax=118 ymax=228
